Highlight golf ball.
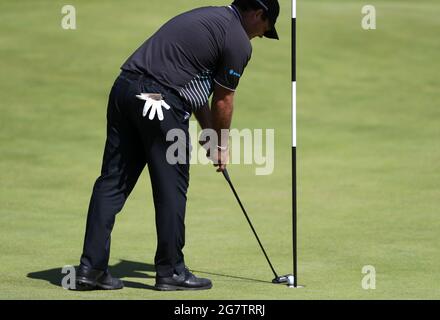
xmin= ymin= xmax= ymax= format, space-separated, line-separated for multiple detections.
xmin=287 ymin=275 xmax=294 ymax=286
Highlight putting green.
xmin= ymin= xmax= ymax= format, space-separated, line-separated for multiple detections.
xmin=1 ymin=0 xmax=439 ymax=299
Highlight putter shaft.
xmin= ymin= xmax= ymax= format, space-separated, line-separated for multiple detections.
xmin=222 ymin=169 xmax=279 ymax=279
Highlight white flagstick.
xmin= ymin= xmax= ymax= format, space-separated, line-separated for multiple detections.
xmin=291 ymin=0 xmax=298 ymax=288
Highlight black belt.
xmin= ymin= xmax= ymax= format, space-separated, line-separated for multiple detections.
xmin=120 ymin=70 xmax=173 ymax=94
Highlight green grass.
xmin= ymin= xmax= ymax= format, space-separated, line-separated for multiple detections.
xmin=1 ymin=0 xmax=439 ymax=299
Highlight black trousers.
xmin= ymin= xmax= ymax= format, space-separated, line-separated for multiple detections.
xmin=80 ymin=71 xmax=192 ymax=277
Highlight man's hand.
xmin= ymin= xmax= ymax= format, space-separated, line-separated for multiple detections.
xmin=211 ymin=147 xmax=229 ymax=172
xmin=201 ymin=141 xmax=229 ymax=172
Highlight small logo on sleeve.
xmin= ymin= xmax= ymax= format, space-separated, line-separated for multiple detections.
xmin=229 ymin=69 xmax=241 ymax=78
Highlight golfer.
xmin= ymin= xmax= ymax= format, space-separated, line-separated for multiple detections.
xmin=75 ymin=0 xmax=280 ymax=291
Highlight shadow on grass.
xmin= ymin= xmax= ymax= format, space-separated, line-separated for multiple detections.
xmin=27 ymin=260 xmax=270 ymax=290
xmin=191 ymin=269 xmax=271 ymax=284
xmin=27 ymin=259 xmax=156 ymax=290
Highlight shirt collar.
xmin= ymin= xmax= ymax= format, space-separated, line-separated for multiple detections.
xmin=228 ymin=4 xmax=243 ymax=24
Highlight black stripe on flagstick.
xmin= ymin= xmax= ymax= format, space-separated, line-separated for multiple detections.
xmin=292 ymin=13 xmax=298 ymax=287
xmin=292 ymin=18 xmax=296 ymax=82
xmin=292 ymin=146 xmax=297 ymax=287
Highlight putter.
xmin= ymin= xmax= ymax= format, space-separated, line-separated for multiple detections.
xmin=222 ymin=168 xmax=292 ymax=285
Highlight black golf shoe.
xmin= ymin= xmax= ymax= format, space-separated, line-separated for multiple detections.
xmin=74 ymin=265 xmax=124 ymax=291
xmin=155 ymin=267 xmax=212 ymax=291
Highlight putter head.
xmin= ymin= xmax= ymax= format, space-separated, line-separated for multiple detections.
xmin=272 ymin=274 xmax=293 ymax=284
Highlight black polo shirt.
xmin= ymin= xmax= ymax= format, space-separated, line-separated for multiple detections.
xmin=121 ymin=5 xmax=252 ymax=110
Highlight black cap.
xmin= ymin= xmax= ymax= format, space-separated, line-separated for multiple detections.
xmin=254 ymin=0 xmax=280 ymax=40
